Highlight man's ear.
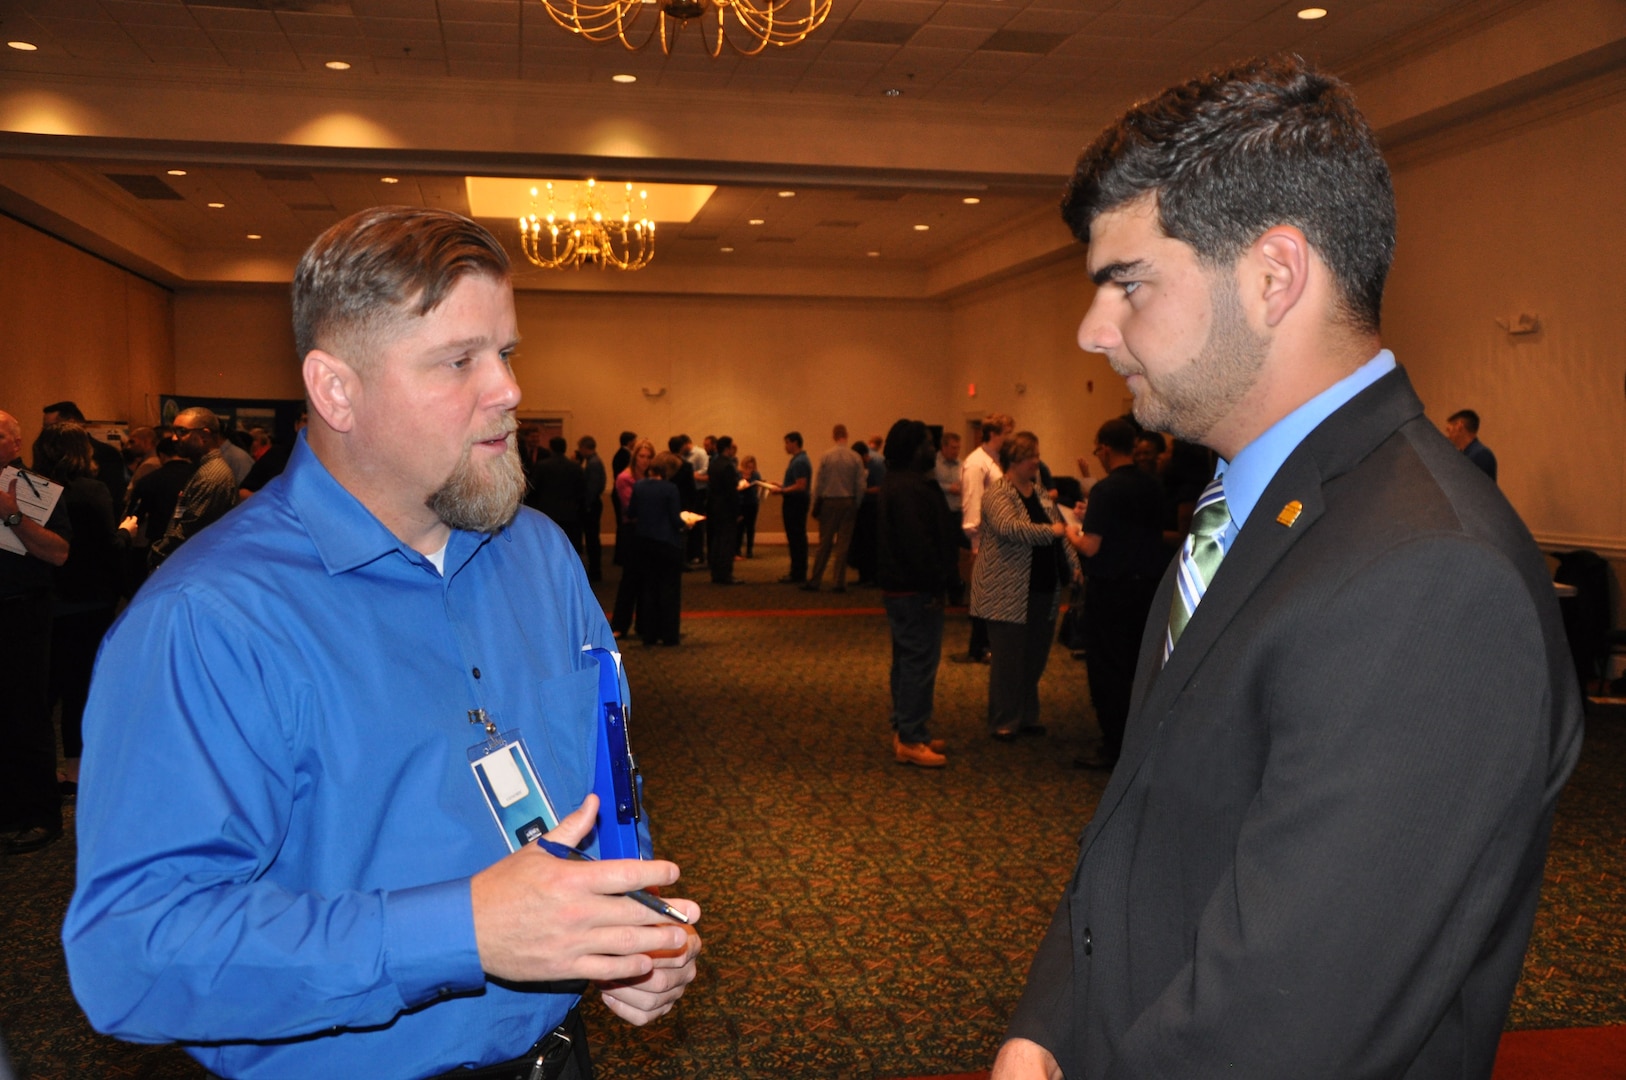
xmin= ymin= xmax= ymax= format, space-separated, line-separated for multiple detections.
xmin=1249 ymin=225 xmax=1311 ymax=329
xmin=303 ymin=350 xmax=359 ymax=434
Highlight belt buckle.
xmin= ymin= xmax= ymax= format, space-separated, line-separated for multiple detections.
xmin=525 ymin=1023 xmax=573 ymax=1080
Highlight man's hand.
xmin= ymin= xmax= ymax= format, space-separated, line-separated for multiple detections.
xmin=0 ymin=478 xmax=20 ymax=521
xmin=471 ymin=796 xmax=701 ymax=992
xmin=991 ymin=1037 xmax=1063 ymax=1080
xmin=1076 ymin=456 xmax=1092 ymax=480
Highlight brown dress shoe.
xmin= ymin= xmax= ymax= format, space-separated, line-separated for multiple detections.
xmin=893 ymin=734 xmax=946 ymax=767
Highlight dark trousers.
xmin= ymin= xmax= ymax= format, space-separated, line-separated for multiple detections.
xmin=583 ymin=498 xmax=603 ymax=581
xmin=782 ymin=495 xmax=809 ymax=581
xmin=610 ymin=526 xmax=640 ymax=635
xmin=986 ymin=591 xmax=1057 ymax=734
xmin=48 ymin=605 xmax=116 ymax=760
xmin=685 ymin=494 xmax=707 ymax=564
xmin=847 ymin=499 xmax=878 ymax=583
xmin=968 ymin=616 xmax=990 ymax=659
xmin=1 ymin=591 xmax=61 ymax=831
xmin=884 ymin=592 xmax=945 ymax=744
xmin=708 ymin=513 xmax=738 ymax=582
xmin=637 ymin=538 xmax=683 ymax=645
xmin=1081 ymin=576 xmax=1159 ymax=757
xmin=739 ymin=501 xmax=759 ymax=557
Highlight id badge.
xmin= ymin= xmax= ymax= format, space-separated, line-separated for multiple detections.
xmin=467 ymin=710 xmax=558 ymax=852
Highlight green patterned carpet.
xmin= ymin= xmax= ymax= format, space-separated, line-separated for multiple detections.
xmin=2 ymin=549 xmax=1622 ymax=1079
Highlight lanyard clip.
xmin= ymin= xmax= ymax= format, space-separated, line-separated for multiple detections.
xmin=468 ymin=708 xmax=500 ymax=746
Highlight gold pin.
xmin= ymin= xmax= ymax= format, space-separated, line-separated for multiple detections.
xmin=1276 ymin=500 xmax=1303 ymax=527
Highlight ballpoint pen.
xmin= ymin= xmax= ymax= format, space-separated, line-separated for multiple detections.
xmin=534 ymin=838 xmax=690 ymax=925
xmin=16 ymin=468 xmax=40 ymax=498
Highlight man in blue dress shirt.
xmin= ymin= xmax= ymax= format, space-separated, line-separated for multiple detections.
xmin=1445 ymin=408 xmax=1499 ymax=481
xmin=63 ymin=207 xmax=700 ymax=1080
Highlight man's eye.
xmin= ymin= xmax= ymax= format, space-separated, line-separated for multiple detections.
xmin=1121 ymin=281 xmax=1141 ymax=297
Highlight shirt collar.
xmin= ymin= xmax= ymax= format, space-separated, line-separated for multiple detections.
xmin=283 ymin=433 xmax=497 ymax=578
xmin=1217 ymin=349 xmax=1395 ymax=536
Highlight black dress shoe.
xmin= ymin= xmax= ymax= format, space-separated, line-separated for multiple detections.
xmin=1073 ymin=751 xmax=1119 ymax=771
xmin=990 ymin=729 xmax=1019 ymax=743
xmin=7 ymin=824 xmax=63 ymax=854
xmin=1019 ymin=725 xmax=1048 ymax=737
xmin=949 ymin=652 xmax=988 ymax=664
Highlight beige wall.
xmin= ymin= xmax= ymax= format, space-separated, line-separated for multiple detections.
xmin=1384 ymin=87 xmax=1626 ymax=613
xmin=0 ymin=212 xmax=173 ymax=448
xmin=946 ymin=252 xmax=1117 ymax=479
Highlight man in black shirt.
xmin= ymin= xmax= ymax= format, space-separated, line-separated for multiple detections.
xmin=1071 ymin=418 xmax=1170 ymax=769
xmin=525 ymin=435 xmax=586 ymax=561
xmin=1 ymin=408 xmax=72 ymax=853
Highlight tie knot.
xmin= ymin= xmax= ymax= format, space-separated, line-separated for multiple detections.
xmin=1190 ymin=477 xmax=1229 ymax=540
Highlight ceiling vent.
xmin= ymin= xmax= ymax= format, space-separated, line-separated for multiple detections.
xmin=832 ymin=20 xmax=916 ymax=45
xmin=978 ymin=30 xmax=1068 ymax=54
xmin=256 ymin=167 xmax=317 ymax=182
xmin=105 ymin=174 xmax=184 ymax=200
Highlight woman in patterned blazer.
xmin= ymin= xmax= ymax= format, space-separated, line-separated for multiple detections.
xmin=970 ymin=431 xmax=1081 ymax=740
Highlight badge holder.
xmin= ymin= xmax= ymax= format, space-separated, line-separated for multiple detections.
xmin=467 ymin=709 xmax=559 ymax=853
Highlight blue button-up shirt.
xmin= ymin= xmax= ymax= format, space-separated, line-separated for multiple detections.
xmin=1214 ymin=350 xmax=1397 ymax=549
xmin=64 ymin=436 xmax=622 ymax=1079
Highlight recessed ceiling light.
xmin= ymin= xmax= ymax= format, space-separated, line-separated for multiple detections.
xmin=380 ymin=176 xmax=399 ymax=184
xmin=777 ymin=191 xmax=795 ymax=198
xmin=962 ymin=197 xmax=980 ymax=205
xmin=207 ymin=202 xmax=225 ymax=209
xmin=1297 ymin=7 xmax=1328 ymax=18
xmin=246 ymin=233 xmax=263 ymax=240
xmin=748 ymin=218 xmax=765 ymax=225
xmin=913 ymin=224 xmax=930 ymax=231
xmin=7 ymin=41 xmax=38 ymax=52
xmin=325 ymin=60 xmax=351 ymax=70
xmin=867 ymin=251 xmax=881 ymax=258
xmin=720 ymin=246 xmax=735 ymax=253
xmin=884 ymin=88 xmax=901 ymax=97
xmin=167 ymin=169 xmax=187 ymax=176
xmin=612 ymin=74 xmax=637 ymax=83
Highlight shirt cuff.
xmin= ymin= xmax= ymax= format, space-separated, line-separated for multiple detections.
xmin=382 ymin=879 xmax=486 ymax=1008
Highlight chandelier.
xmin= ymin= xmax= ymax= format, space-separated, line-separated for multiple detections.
xmin=519 ymin=179 xmax=655 ymax=271
xmin=539 ymin=0 xmax=831 ymax=57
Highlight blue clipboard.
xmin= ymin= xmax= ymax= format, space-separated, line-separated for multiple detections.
xmin=582 ymin=645 xmax=650 ymax=860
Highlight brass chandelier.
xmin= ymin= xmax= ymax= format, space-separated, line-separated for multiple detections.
xmin=519 ymin=180 xmax=655 ymax=271
xmin=539 ymin=0 xmax=831 ymax=57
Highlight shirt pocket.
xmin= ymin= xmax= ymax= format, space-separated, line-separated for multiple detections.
xmin=526 ymin=665 xmax=599 ymax=824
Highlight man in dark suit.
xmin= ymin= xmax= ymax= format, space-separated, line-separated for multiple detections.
xmin=994 ymin=55 xmax=1584 ymax=1080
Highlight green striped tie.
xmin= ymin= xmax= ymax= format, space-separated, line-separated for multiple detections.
xmin=1165 ymin=477 xmax=1229 ymax=662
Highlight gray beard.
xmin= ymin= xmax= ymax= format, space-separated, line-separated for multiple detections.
xmin=428 ymin=434 xmax=526 ymax=534
xmin=1126 ymin=276 xmax=1268 ymax=445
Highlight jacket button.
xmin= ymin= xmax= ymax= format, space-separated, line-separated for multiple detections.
xmin=1084 ymin=927 xmax=1093 ymax=956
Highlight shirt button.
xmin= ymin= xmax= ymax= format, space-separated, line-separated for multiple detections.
xmin=1083 ymin=927 xmax=1093 ymax=956
xmin=472 ymin=667 xmax=482 ymax=679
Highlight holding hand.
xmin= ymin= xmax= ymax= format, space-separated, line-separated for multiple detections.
xmin=470 ymin=795 xmax=702 ymax=1014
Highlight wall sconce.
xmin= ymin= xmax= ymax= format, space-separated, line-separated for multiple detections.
xmin=1015 ymin=382 xmax=1027 ymax=395
xmin=1495 ymin=313 xmax=1541 ymax=335
xmin=641 ymin=386 xmax=667 ymax=399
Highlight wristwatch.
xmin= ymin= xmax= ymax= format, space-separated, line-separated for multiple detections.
xmin=2 ymin=511 xmax=21 ymax=528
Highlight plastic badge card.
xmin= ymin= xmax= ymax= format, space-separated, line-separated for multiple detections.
xmin=467 ymin=709 xmax=559 ymax=852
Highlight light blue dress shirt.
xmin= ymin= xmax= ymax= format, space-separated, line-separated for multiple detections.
xmin=64 ymin=436 xmax=625 ymax=1079
xmin=1214 ymin=350 xmax=1397 ymax=549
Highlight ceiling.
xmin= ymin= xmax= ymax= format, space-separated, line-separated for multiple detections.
xmin=0 ymin=0 xmax=1610 ymax=296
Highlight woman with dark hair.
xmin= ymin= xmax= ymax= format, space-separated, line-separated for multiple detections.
xmin=34 ymin=422 xmax=121 ymax=794
xmin=628 ymin=451 xmax=687 ymax=646
xmin=970 ymin=431 xmax=1080 ymax=741
xmin=877 ymin=419 xmax=959 ymax=767
xmin=737 ymin=454 xmax=762 ymax=559
xmin=609 ymin=438 xmax=656 ymax=638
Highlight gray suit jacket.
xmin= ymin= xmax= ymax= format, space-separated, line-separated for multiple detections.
xmin=1008 ymin=366 xmax=1583 ymax=1078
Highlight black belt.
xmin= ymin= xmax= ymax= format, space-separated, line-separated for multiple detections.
xmin=428 ymin=1006 xmax=591 ymax=1080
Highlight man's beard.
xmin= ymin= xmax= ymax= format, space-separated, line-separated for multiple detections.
xmin=428 ymin=419 xmax=525 ymax=534
xmin=1120 ymin=275 xmax=1268 ymax=445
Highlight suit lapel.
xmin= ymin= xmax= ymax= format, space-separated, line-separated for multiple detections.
xmin=1078 ymin=366 xmax=1427 ymax=854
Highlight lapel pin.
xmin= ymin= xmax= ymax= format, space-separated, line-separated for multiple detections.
xmin=1276 ymin=500 xmax=1303 ymax=527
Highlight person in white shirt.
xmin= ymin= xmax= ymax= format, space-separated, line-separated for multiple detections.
xmin=952 ymin=413 xmax=1012 ymax=663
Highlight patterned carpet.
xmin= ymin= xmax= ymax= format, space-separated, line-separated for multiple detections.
xmin=2 ymin=547 xmax=1622 ymax=1079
